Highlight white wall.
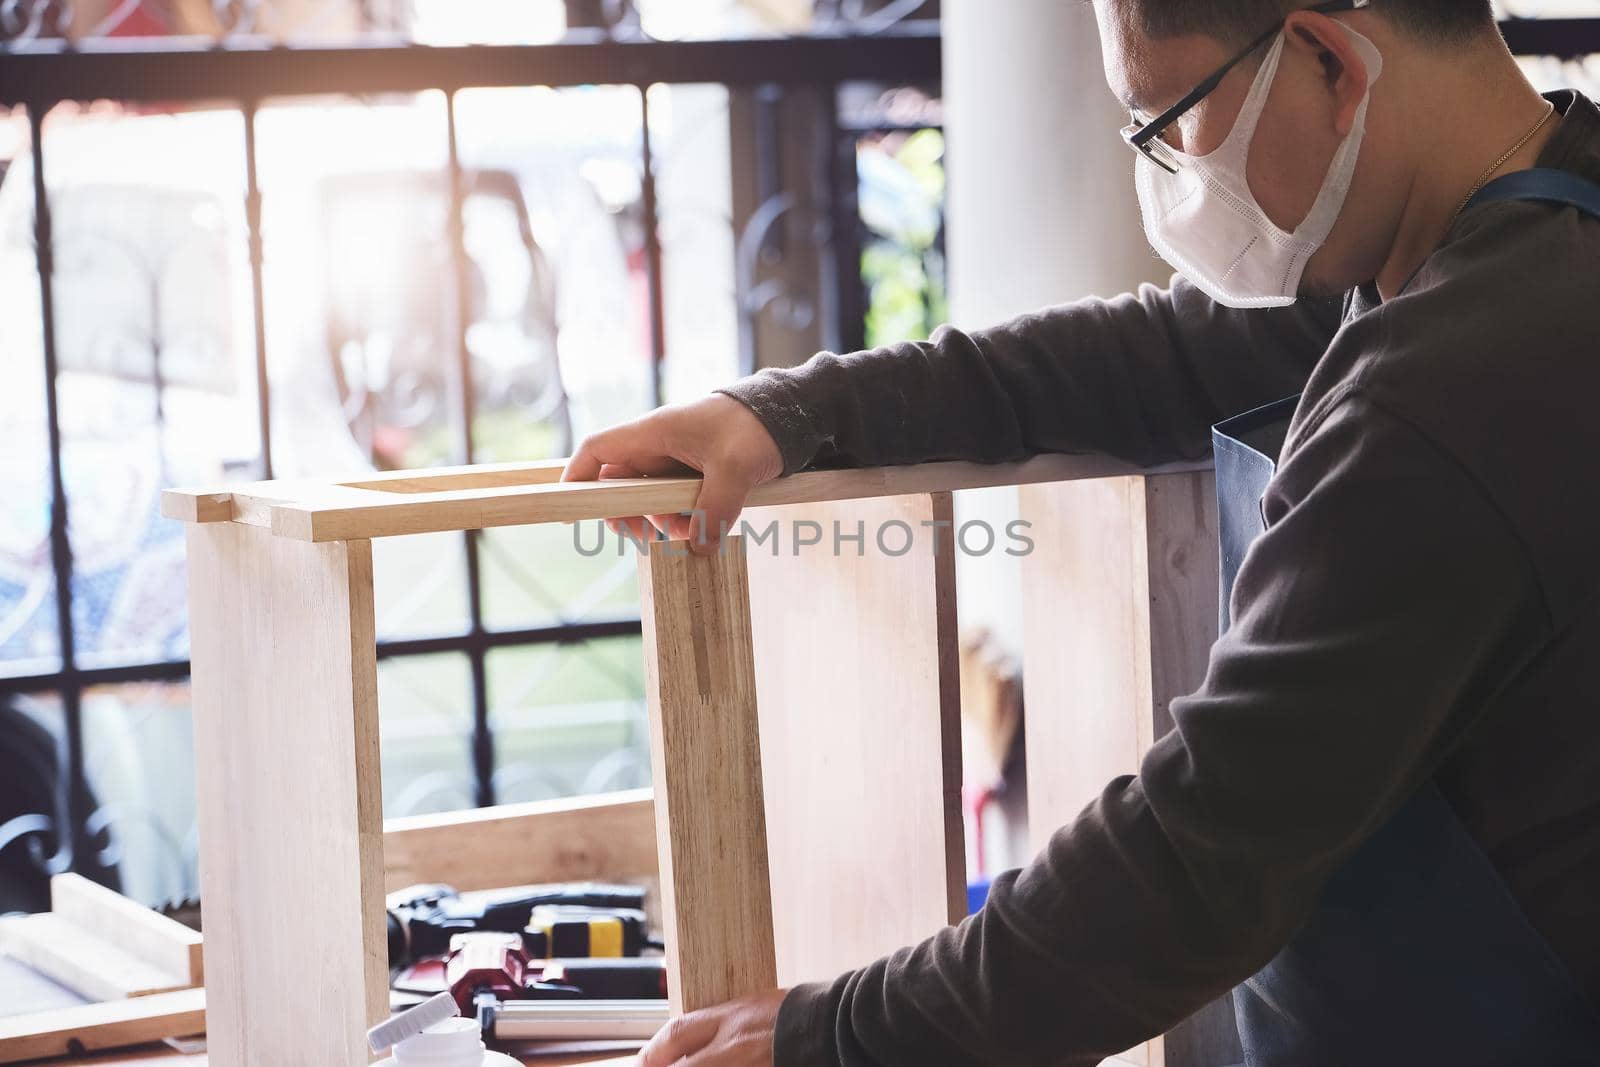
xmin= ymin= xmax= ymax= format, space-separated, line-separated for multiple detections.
xmin=942 ymin=0 xmax=1168 ymax=656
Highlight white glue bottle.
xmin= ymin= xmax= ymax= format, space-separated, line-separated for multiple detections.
xmin=369 ymin=991 xmax=522 ymax=1067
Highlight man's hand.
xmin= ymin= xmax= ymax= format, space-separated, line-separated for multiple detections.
xmin=635 ymin=989 xmax=787 ymax=1066
xmin=562 ymin=394 xmax=785 ymax=555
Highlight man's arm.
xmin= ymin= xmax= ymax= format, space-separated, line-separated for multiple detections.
xmin=564 ymin=276 xmax=1339 ymax=553
xmin=719 ymin=275 xmax=1343 ymax=476
xmin=773 ymin=393 xmax=1551 ymax=1065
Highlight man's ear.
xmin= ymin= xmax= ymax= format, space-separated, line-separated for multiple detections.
xmin=1284 ymin=11 xmax=1369 ymax=137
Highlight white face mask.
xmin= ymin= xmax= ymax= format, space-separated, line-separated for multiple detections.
xmin=1135 ymin=25 xmax=1384 ymax=309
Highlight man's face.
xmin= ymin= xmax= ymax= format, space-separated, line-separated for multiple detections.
xmin=1093 ymin=2 xmax=1394 ymax=297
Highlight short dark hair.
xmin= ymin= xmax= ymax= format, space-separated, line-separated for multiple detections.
xmin=1126 ymin=0 xmax=1497 ymax=47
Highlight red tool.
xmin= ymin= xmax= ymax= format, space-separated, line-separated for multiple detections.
xmin=436 ymin=931 xmax=668 ymax=1018
xmin=445 ymin=932 xmax=529 ymax=1011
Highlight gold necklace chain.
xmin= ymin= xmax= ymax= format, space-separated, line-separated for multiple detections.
xmin=1452 ymin=102 xmax=1556 ymax=222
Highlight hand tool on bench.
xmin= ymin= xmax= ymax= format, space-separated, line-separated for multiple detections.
xmin=406 ymin=932 xmax=668 ymax=1046
xmin=477 ymin=998 xmax=668 ymax=1044
xmin=387 ymin=883 xmax=648 ymax=967
xmin=394 ymin=932 xmax=667 ymax=1004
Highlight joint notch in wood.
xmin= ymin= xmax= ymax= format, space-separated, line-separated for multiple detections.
xmin=160 ymin=489 xmax=234 ymax=524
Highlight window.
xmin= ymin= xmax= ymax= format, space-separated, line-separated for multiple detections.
xmin=0 ymin=0 xmax=943 ymax=909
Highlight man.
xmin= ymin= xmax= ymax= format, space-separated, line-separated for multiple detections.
xmin=563 ymin=0 xmax=1600 ymax=1063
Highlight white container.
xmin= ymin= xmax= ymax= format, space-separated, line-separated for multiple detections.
xmin=372 ymin=1016 xmax=521 ymax=1067
xmin=369 ymin=992 xmax=520 ymax=1067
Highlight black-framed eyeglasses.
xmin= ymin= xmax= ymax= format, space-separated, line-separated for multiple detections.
xmin=1121 ymin=0 xmax=1369 ymax=174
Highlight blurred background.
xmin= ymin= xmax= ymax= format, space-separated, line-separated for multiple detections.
xmin=0 ymin=0 xmax=1593 ymax=913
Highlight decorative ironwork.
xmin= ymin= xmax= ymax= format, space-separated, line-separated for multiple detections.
xmin=0 ymin=0 xmax=70 ymax=44
xmin=0 ymin=813 xmax=61 ymax=875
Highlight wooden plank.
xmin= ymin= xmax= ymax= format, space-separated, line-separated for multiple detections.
xmin=50 ymin=874 xmax=203 ymax=987
xmin=1019 ymin=471 xmax=1228 ymax=1067
xmin=743 ymin=494 xmax=965 ymax=985
xmin=43 ymin=1048 xmax=632 ymax=1067
xmin=158 ymin=488 xmax=232 ymax=524
xmin=0 ymin=988 xmax=205 ymax=1065
xmin=342 ymin=459 xmax=568 ymax=493
xmin=185 ymin=523 xmax=386 ymax=1067
xmin=0 ymin=914 xmax=188 ymax=1002
xmin=163 ymin=455 xmax=1211 ymax=542
xmin=1020 ymin=478 xmax=1148 ymax=833
xmin=1138 ymin=472 xmax=1237 ymax=1067
xmin=1019 ymin=476 xmax=1153 ymax=1066
xmin=1141 ymin=473 xmax=1221 ymax=742
xmin=230 ymin=482 xmax=397 ymax=530
xmin=637 ymin=537 xmax=777 ymax=1014
xmin=382 ymin=789 xmax=659 ymax=892
xmin=161 ymin=481 xmax=400 ymax=531
xmin=282 ymin=456 xmax=1211 ymax=542
xmin=159 ymin=460 xmax=570 ymax=524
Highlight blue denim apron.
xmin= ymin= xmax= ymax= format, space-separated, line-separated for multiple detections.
xmin=1209 ymin=169 xmax=1600 ymax=1066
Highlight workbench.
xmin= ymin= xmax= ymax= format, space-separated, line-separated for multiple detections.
xmin=48 ymin=1045 xmax=1146 ymax=1067
xmin=162 ymin=452 xmax=1233 ymax=1066
xmin=48 ymin=1045 xmax=633 ymax=1066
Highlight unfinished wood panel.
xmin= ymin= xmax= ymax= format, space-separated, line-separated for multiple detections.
xmin=638 ymin=538 xmax=776 ymax=1014
xmin=46 ymin=1053 xmax=632 ymax=1067
xmin=1019 ymin=472 xmax=1218 ymax=836
xmin=382 ymin=789 xmax=659 ymax=892
xmin=158 ymin=488 xmax=233 ymax=524
xmin=1142 ymin=476 xmax=1235 ymax=1067
xmin=38 ymin=1045 xmax=635 ymax=1067
xmin=1020 ymin=471 xmax=1228 ymax=1067
xmin=185 ymin=523 xmax=385 ymax=1067
xmin=165 ymin=454 xmax=1209 ymax=542
xmin=1141 ymin=473 xmax=1221 ymax=742
xmin=342 ymin=459 xmax=568 ymax=493
xmin=743 ymin=493 xmax=965 ymax=985
xmin=1020 ymin=477 xmax=1149 ymax=834
xmin=50 ymin=874 xmax=203 ymax=986
xmin=0 ymin=988 xmax=204 ymax=1065
xmin=0 ymin=914 xmax=188 ymax=1002
xmin=1020 ymin=475 xmax=1153 ymax=1067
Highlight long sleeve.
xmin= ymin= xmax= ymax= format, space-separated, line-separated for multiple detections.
xmin=717 ymin=275 xmax=1342 ymax=475
xmin=774 ymin=392 xmax=1552 ymax=1065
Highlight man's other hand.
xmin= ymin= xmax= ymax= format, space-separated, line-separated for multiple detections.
xmin=635 ymin=989 xmax=787 ymax=1067
xmin=562 ymin=394 xmax=784 ymax=556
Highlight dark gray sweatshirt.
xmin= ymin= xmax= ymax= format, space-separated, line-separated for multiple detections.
xmin=718 ymin=90 xmax=1600 ymax=1066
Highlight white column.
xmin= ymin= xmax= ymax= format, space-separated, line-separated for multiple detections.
xmin=943 ymin=0 xmax=1167 ymax=657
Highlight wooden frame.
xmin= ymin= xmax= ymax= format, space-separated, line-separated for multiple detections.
xmin=1020 ymin=472 xmax=1236 ymax=1067
xmin=162 ymin=452 xmax=1224 ymax=1066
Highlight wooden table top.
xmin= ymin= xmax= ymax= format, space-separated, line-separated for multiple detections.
xmin=42 ymin=1047 xmax=1147 ymax=1067
xmin=39 ymin=1044 xmax=636 ymax=1066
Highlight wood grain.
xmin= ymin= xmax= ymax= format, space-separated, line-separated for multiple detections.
xmin=164 ymin=456 xmax=1210 ymax=542
xmin=0 ymin=989 xmax=204 ymax=1065
xmin=50 ymin=874 xmax=204 ymax=987
xmin=157 ymin=488 xmax=232 ymax=524
xmin=1138 ymin=472 xmax=1238 ymax=1067
xmin=185 ymin=523 xmax=386 ymax=1067
xmin=743 ymin=494 xmax=965 ymax=985
xmin=42 ymin=1045 xmax=631 ymax=1067
xmin=0 ymin=914 xmax=188 ymax=1002
xmin=382 ymin=789 xmax=658 ymax=892
xmin=1141 ymin=473 xmax=1221 ymax=744
xmin=1018 ymin=471 xmax=1228 ymax=1067
xmin=637 ymin=537 xmax=777 ymax=1014
xmin=1020 ymin=477 xmax=1148 ymax=838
